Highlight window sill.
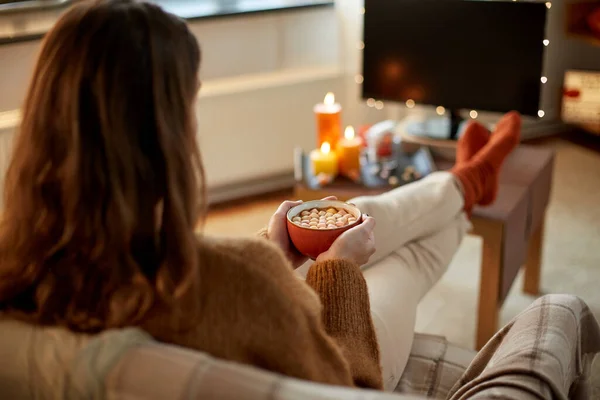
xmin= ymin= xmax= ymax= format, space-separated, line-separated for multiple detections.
xmin=155 ymin=0 xmax=334 ymax=21
xmin=0 ymin=0 xmax=334 ymax=45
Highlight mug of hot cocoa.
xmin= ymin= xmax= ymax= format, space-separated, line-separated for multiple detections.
xmin=286 ymin=200 xmax=362 ymax=259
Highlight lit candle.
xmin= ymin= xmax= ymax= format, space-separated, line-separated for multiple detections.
xmin=310 ymin=141 xmax=338 ymax=177
xmin=338 ymin=126 xmax=362 ymax=178
xmin=314 ymin=92 xmax=342 ymax=148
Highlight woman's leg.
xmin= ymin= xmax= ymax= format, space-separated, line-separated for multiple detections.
xmin=349 ymin=173 xmax=470 ymax=391
xmin=350 ymin=171 xmax=466 ymax=268
xmin=363 ymin=215 xmax=469 ymax=390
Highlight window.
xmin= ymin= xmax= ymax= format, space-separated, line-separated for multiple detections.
xmin=151 ymin=0 xmax=334 ymax=20
xmin=0 ymin=0 xmax=72 ymax=11
xmin=2 ymin=1 xmax=333 ymax=16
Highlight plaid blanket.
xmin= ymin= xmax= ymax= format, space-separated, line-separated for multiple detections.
xmin=450 ymin=294 xmax=600 ymax=399
xmin=396 ymin=294 xmax=600 ymax=400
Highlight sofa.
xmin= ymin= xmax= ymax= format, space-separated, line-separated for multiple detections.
xmin=0 ymin=318 xmax=475 ymax=399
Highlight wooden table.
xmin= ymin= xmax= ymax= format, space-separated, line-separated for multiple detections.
xmin=295 ymin=145 xmax=554 ymax=350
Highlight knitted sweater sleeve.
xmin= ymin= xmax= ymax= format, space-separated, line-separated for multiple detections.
xmin=305 ymin=259 xmax=383 ymax=389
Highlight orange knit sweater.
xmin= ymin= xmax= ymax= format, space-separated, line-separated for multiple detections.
xmin=142 ymin=232 xmax=383 ymax=390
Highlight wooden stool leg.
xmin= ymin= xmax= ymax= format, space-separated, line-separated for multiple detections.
xmin=476 ymin=222 xmax=503 ymax=350
xmin=523 ymin=219 xmax=545 ymax=296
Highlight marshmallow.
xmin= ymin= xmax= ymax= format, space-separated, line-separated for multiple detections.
xmin=293 ymin=206 xmax=358 ymax=230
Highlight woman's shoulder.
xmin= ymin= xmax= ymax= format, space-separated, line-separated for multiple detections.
xmin=195 ymin=233 xmax=293 ymax=276
xmin=195 ymin=233 xmax=322 ymax=316
xmin=196 ymin=233 xmax=281 ymax=259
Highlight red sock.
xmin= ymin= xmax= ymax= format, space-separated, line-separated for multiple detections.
xmin=452 ymin=111 xmax=521 ymax=212
xmin=456 ymin=121 xmax=490 ymax=164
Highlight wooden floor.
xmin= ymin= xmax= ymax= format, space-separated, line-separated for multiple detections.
xmin=204 ymin=190 xmax=291 ymax=237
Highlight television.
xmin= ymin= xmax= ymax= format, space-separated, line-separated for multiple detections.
xmin=362 ymin=0 xmax=548 ymax=139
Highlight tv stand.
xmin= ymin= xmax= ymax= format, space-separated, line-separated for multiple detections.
xmin=402 ymin=109 xmax=467 ymax=141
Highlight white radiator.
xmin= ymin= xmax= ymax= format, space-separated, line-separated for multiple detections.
xmin=197 ymin=66 xmax=345 ymax=202
xmin=0 ymin=66 xmax=349 ymax=205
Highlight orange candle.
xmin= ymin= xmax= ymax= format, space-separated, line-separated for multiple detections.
xmin=314 ymin=92 xmax=342 ymax=148
xmin=337 ymin=126 xmax=362 ymax=178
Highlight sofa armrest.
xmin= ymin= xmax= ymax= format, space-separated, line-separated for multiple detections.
xmin=105 ymin=342 xmax=424 ymax=400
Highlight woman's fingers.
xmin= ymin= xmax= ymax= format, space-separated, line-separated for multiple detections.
xmin=274 ymin=200 xmax=303 ymax=217
xmin=360 ymin=214 xmax=376 ymax=232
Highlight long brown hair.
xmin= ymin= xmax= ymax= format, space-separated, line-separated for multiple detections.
xmin=0 ymin=0 xmax=204 ymax=332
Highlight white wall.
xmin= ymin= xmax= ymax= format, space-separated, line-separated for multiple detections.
xmin=0 ymin=40 xmax=40 ymax=112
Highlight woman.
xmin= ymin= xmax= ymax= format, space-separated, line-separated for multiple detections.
xmin=0 ymin=0 xmax=520 ymax=392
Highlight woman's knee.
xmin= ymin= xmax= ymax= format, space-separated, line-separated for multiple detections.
xmin=347 ymin=196 xmax=372 ymax=213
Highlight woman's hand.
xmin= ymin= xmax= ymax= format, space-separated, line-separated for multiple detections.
xmin=267 ymin=200 xmax=307 ymax=268
xmin=267 ymin=196 xmax=338 ymax=269
xmin=316 ymin=215 xmax=376 ymax=266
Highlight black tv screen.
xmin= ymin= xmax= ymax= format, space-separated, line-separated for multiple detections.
xmin=362 ymin=0 xmax=548 ymax=117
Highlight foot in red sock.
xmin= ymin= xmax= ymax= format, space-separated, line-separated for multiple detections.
xmin=451 ymin=121 xmax=490 ymax=214
xmin=475 ymin=111 xmax=521 ymax=205
xmin=451 ymin=111 xmax=521 ymax=213
xmin=456 ymin=121 xmax=490 ymax=164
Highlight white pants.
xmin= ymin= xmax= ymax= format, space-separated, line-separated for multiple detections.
xmin=297 ymin=172 xmax=471 ymax=391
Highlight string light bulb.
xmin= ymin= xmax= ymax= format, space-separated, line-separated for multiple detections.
xmin=541 ymin=76 xmax=548 ymax=84
xmin=546 ymin=2 xmax=551 ymax=9
xmin=538 ymin=110 xmax=545 ymax=118
xmin=543 ymin=39 xmax=550 ymax=46
xmin=436 ymin=106 xmax=445 ymax=115
xmin=360 ymin=7 xmax=365 ymax=14
xmin=355 ymin=74 xmax=364 ymax=84
xmin=375 ymin=101 xmax=384 ymax=110
xmin=470 ymin=110 xmax=478 ymax=119
xmin=367 ymin=98 xmax=376 ymax=107
xmin=406 ymin=99 xmax=415 ymax=108
xmin=357 ymin=41 xmax=365 ymax=50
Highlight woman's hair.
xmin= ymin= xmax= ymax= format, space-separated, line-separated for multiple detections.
xmin=0 ymin=0 xmax=204 ymax=332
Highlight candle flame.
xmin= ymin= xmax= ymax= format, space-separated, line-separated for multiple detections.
xmin=344 ymin=126 xmax=355 ymax=140
xmin=321 ymin=142 xmax=331 ymax=154
xmin=324 ymin=92 xmax=335 ymax=105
